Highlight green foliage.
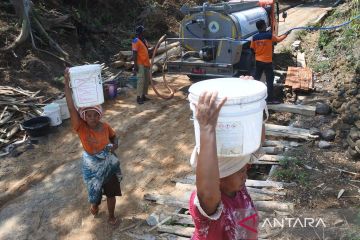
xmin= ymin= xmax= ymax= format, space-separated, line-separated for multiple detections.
xmin=274 ymin=156 xmax=309 ymax=186
xmin=318 ymin=31 xmax=333 ymax=49
xmin=312 ymin=60 xmax=331 ymax=73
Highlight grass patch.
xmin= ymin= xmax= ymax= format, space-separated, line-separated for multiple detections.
xmin=274 ymin=156 xmax=309 ymax=186
xmin=312 ymin=60 xmax=331 ymax=73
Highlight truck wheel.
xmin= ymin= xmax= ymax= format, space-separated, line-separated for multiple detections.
xmin=187 ymin=75 xmax=208 ymax=82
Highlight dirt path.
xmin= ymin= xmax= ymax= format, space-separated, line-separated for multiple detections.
xmin=0 ymin=1 xmax=342 ymax=239
xmin=277 ymin=0 xmax=335 ymax=49
xmin=0 ymin=76 xmax=195 ymax=240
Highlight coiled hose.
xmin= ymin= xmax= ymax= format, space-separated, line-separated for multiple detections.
xmin=150 ymin=34 xmax=175 ymax=100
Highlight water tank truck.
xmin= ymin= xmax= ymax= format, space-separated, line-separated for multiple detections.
xmin=167 ymin=0 xmax=285 ymax=79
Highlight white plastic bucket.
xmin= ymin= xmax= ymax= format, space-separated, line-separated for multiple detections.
xmin=188 ymin=78 xmax=267 ymax=156
xmin=69 ymin=64 xmax=104 ymax=108
xmin=43 ymin=103 xmax=62 ymax=126
xmin=54 ymin=98 xmax=70 ymax=120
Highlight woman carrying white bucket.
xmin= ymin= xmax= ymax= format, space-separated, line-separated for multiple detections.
xmin=188 ymin=76 xmax=265 ymax=239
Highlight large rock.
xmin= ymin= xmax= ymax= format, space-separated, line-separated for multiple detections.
xmin=310 ymin=127 xmax=321 ymax=136
xmin=321 ymin=129 xmax=336 ymax=141
xmin=331 ymin=99 xmax=343 ymax=109
xmin=347 ymin=136 xmax=356 ymax=148
xmin=356 ymin=140 xmax=360 ymax=150
xmin=319 ymin=141 xmax=332 ymax=149
xmin=349 ymin=128 xmax=360 ymax=140
xmin=316 ymin=102 xmax=331 ymax=115
xmin=355 ymin=120 xmax=360 ymax=129
xmin=347 ymin=147 xmax=360 ymax=159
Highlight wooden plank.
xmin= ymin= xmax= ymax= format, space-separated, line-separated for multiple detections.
xmin=296 ymin=51 xmax=306 ymax=67
xmin=158 ymin=233 xmax=190 ymax=240
xmin=175 ymin=182 xmax=286 ymax=196
xmin=262 ymin=146 xmax=284 ymax=155
xmin=144 ymin=193 xmax=188 ymax=209
xmin=255 ymin=201 xmax=294 ymax=212
xmin=267 ymin=104 xmax=316 ymax=116
xmin=265 ymin=123 xmax=318 ymax=140
xmin=258 ymin=155 xmax=284 ymax=162
xmin=173 ymin=176 xmax=295 ymax=188
xmin=263 ymin=140 xmax=302 ymax=148
xmin=247 ymin=187 xmax=286 ymax=196
xmin=250 ymin=160 xmax=279 ymax=165
xmin=245 ymin=179 xmax=296 ymax=188
xmin=158 ymin=225 xmax=194 ymax=237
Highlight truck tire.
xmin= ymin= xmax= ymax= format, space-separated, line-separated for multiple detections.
xmin=187 ymin=75 xmax=210 ymax=82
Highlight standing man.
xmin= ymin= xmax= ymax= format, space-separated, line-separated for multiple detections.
xmin=251 ymin=19 xmax=289 ymax=104
xmin=132 ymin=25 xmax=151 ymax=105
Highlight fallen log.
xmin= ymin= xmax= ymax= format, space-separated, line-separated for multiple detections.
xmin=111 ymin=60 xmax=125 ymax=68
xmin=255 ymin=201 xmax=294 ymax=212
xmin=158 ymin=225 xmax=194 ymax=238
xmin=265 ymin=124 xmax=318 ymax=140
xmin=153 ymin=46 xmax=181 ymax=65
xmin=267 ymin=103 xmax=316 ymax=116
xmin=156 ymin=42 xmax=180 ymax=55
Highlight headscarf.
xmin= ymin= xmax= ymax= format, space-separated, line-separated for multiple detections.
xmin=135 ymin=25 xmax=144 ymax=35
xmin=190 ymin=146 xmax=251 ymax=178
xmin=78 ymin=105 xmax=103 ymax=121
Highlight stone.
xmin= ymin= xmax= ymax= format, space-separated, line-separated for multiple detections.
xmin=347 ymin=136 xmax=356 ymax=148
xmin=146 ymin=213 xmax=159 ymax=226
xmin=310 ymin=127 xmax=321 ymax=135
xmin=342 ymin=115 xmax=355 ymax=124
xmin=357 ymin=140 xmax=360 ymax=150
xmin=355 ymin=120 xmax=360 ymax=129
xmin=347 ymin=88 xmax=358 ymax=96
xmin=316 ymin=102 xmax=331 ymax=115
xmin=319 ymin=141 xmax=331 ymax=149
xmin=337 ymin=89 xmax=346 ymax=97
xmin=321 ymin=129 xmax=336 ymax=141
xmin=331 ymin=99 xmax=343 ymax=109
xmin=356 ymin=146 xmax=360 ymax=154
xmin=349 ymin=128 xmax=360 ymax=140
xmin=356 ymin=94 xmax=360 ymax=100
xmin=347 ymin=147 xmax=360 ymax=159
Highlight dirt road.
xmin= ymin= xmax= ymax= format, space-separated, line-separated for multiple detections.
xmin=277 ymin=1 xmax=335 ymax=49
xmin=0 ymin=1 xmax=338 ymax=239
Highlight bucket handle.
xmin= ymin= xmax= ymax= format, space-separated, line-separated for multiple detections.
xmin=263 ymin=105 xmax=269 ymax=123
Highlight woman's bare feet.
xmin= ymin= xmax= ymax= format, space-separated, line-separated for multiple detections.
xmin=108 ymin=216 xmax=118 ymax=225
xmin=90 ymin=204 xmax=99 ymax=216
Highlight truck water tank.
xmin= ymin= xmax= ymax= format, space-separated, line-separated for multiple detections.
xmin=231 ymin=7 xmax=269 ymax=38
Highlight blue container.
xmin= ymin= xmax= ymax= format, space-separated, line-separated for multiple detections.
xmin=128 ymin=76 xmax=138 ymax=88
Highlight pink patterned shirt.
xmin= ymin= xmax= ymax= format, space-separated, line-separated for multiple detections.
xmin=189 ymin=187 xmax=258 ymax=240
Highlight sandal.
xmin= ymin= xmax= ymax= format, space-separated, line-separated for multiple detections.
xmin=90 ymin=205 xmax=99 ymax=216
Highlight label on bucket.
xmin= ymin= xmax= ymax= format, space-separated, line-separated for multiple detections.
xmin=216 ymin=121 xmax=243 ymax=156
xmin=73 ymin=77 xmax=101 ymax=104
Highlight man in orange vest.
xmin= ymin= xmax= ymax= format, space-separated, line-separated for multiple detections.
xmin=251 ymin=20 xmax=289 ymax=104
xmin=132 ymin=25 xmax=152 ymax=105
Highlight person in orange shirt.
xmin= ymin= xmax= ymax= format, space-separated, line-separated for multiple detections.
xmin=250 ymin=20 xmax=289 ymax=104
xmin=132 ymin=25 xmax=152 ymax=105
xmin=64 ymin=68 xmax=122 ymax=225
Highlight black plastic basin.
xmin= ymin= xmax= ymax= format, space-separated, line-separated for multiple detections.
xmin=22 ymin=116 xmax=51 ymax=137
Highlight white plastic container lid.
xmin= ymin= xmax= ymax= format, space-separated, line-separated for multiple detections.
xmin=43 ymin=103 xmax=60 ymax=112
xmin=69 ymin=64 xmax=101 ymax=75
xmin=188 ymin=78 xmax=267 ymax=105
